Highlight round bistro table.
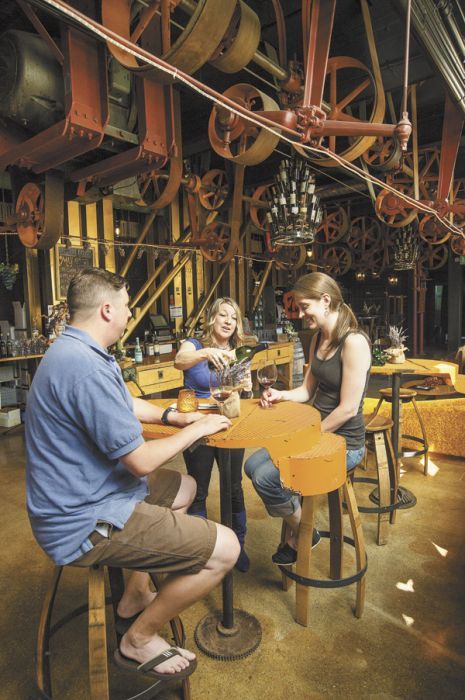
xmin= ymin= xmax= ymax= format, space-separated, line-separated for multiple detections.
xmin=142 ymin=398 xmax=321 ymax=659
xmin=371 ymin=358 xmax=458 ymax=505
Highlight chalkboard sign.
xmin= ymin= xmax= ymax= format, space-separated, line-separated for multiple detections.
xmin=56 ymin=246 xmax=95 ymax=299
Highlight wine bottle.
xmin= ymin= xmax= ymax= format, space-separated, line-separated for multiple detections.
xmin=230 ymin=343 xmax=268 ymax=365
xmin=0 ymin=332 xmax=6 ymax=358
xmin=134 ymin=337 xmax=143 ymax=364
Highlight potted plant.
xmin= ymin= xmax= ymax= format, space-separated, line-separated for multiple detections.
xmin=385 ymin=325 xmax=408 ymax=364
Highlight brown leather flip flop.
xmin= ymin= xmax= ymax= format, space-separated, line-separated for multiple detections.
xmin=114 ymin=647 xmax=197 ymax=681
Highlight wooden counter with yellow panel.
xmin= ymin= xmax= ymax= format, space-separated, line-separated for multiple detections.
xmin=122 ymin=341 xmax=295 ymax=397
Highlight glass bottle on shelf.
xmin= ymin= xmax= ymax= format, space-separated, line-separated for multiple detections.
xmin=6 ymin=333 xmax=13 ymax=357
xmin=153 ymin=331 xmax=160 ymax=358
xmin=134 ymin=337 xmax=143 ymax=363
xmin=0 ymin=332 xmax=6 ymax=358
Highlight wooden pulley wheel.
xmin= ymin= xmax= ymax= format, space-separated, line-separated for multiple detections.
xmin=375 ymin=185 xmax=418 ymax=228
xmin=210 ymin=0 xmax=260 ymax=74
xmin=199 ymin=221 xmax=233 ymax=262
xmin=199 ymin=170 xmax=229 ymax=210
xmin=16 ymin=175 xmax=63 ymax=250
xmin=136 ymin=163 xmax=182 ymax=209
xmin=362 ymin=136 xmax=402 ymax=172
xmin=101 ymin=0 xmax=236 ymax=80
xmin=360 ymin=247 xmax=385 ymax=275
xmin=347 ymin=216 xmax=382 ymax=251
xmin=264 ymin=226 xmax=278 ymax=254
xmin=208 ymin=84 xmax=280 ymax=165
xmin=310 ymin=56 xmax=386 ymax=168
xmin=450 ymin=235 xmax=465 ymax=256
xmin=419 ymin=243 xmax=448 ymax=270
xmin=273 ymin=245 xmax=307 ymax=270
xmin=318 ymin=246 xmax=352 ymax=277
xmin=250 ymin=184 xmax=272 ymax=231
xmin=418 ymin=214 xmax=451 ymax=245
xmin=315 ymin=206 xmax=349 ymax=244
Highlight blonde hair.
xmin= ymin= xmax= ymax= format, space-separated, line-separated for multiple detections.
xmin=201 ymin=297 xmax=245 ymax=349
xmin=292 ymin=272 xmax=359 ymax=348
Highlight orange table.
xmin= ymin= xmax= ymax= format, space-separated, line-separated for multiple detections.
xmin=371 ymin=358 xmax=458 ymax=505
xmin=143 ymin=398 xmax=321 ymax=659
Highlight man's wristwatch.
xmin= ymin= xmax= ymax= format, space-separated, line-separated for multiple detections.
xmin=161 ymin=406 xmax=177 ymax=426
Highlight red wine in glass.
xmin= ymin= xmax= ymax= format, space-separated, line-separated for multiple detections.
xmin=257 ymin=362 xmax=278 ymax=407
xmin=212 ymin=389 xmax=232 ymax=402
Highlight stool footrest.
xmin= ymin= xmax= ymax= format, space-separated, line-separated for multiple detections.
xmin=400 ymin=434 xmax=428 ymax=458
xmin=279 ymin=531 xmax=367 ymax=588
xmin=351 ymin=476 xmax=403 ymax=514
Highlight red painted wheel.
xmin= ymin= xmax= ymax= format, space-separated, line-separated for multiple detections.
xmin=199 ymin=170 xmax=229 ymax=210
xmin=318 ymin=246 xmax=352 ymax=276
xmin=250 ymin=184 xmax=273 ymax=231
xmin=200 ymin=221 xmax=235 ymax=262
xmin=316 ymin=206 xmax=349 ymax=244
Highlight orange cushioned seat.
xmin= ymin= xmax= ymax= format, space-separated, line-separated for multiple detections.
xmin=277 ymin=433 xmax=367 ymax=627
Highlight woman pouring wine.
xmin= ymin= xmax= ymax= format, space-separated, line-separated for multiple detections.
xmin=175 ymin=297 xmax=264 ymax=572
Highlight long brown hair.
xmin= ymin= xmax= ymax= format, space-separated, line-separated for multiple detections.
xmin=292 ymin=272 xmax=359 ymax=348
xmin=201 ymin=297 xmax=245 ymax=349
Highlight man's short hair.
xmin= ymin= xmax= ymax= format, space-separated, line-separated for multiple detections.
xmin=67 ymin=268 xmax=129 ymax=319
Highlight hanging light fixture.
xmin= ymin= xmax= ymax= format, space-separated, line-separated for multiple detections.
xmin=266 ymin=158 xmax=322 ymax=246
xmin=392 ymin=223 xmax=420 ymax=270
xmin=355 ymin=271 xmax=366 ymax=282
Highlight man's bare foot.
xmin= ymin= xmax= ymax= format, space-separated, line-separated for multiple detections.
xmin=120 ymin=633 xmax=196 ymax=675
xmin=117 ymin=589 xmax=157 ymax=620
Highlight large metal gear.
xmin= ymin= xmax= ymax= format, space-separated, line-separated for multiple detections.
xmin=101 ymin=0 xmax=236 ymax=79
xmin=15 ymin=175 xmax=64 ymax=249
xmin=208 ymin=84 xmax=280 ymax=166
xmin=194 ymin=609 xmax=262 ymax=660
xmin=210 ymin=0 xmax=261 ymax=74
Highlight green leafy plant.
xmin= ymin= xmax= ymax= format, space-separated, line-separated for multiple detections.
xmin=283 ymin=319 xmax=299 ymax=342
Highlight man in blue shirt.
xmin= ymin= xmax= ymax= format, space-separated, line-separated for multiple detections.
xmin=26 ymin=268 xmax=239 ymax=682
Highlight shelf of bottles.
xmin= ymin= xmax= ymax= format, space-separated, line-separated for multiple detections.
xmin=266 ymin=158 xmax=322 ymax=246
xmin=392 ymin=224 xmax=420 ymax=271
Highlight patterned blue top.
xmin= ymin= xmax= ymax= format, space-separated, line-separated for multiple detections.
xmin=182 ymin=338 xmax=211 ymax=398
xmin=25 ymin=326 xmax=147 ymax=565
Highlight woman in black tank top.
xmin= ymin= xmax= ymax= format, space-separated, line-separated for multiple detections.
xmin=245 ymin=272 xmax=371 ymax=565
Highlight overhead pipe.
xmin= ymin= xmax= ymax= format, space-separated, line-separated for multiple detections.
xmin=394 ymin=0 xmax=465 ymax=114
xmin=437 ymin=0 xmax=465 ymax=60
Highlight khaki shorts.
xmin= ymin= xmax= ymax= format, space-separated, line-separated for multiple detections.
xmin=72 ymin=468 xmax=217 ymax=575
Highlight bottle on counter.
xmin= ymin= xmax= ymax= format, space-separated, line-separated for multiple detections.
xmin=0 ymin=332 xmax=6 ymax=358
xmin=153 ymin=331 xmax=160 ymax=358
xmin=134 ymin=337 xmax=143 ymax=364
xmin=6 ymin=333 xmax=13 ymax=358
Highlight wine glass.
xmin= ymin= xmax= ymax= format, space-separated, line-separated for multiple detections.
xmin=209 ymin=367 xmax=233 ymax=414
xmin=257 ymin=361 xmax=278 ymax=408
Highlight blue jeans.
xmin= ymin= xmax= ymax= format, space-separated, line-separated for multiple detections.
xmin=244 ymin=446 xmax=365 ymax=518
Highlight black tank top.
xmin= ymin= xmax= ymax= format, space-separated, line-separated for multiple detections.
xmin=311 ymin=331 xmax=370 ymax=449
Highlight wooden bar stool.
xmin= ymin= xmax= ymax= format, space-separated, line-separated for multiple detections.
xmin=277 ymin=433 xmax=367 ymax=627
xmin=373 ymin=387 xmax=429 ymax=475
xmin=36 ymin=564 xmax=191 ymax=700
xmin=352 ymin=414 xmax=399 ymax=545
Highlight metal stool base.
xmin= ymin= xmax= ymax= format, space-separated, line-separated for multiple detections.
xmin=194 ymin=609 xmax=262 ymax=660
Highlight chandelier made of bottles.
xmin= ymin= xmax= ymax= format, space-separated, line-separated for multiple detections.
xmin=266 ymin=158 xmax=322 ymax=246
xmin=392 ymin=223 xmax=420 ymax=270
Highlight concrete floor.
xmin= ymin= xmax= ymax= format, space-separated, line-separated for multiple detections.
xmin=1 ymin=425 xmax=465 ymax=700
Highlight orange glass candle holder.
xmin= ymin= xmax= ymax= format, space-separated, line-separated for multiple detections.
xmin=177 ymin=389 xmax=199 ymax=413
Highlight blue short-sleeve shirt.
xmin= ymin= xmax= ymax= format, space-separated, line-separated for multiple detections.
xmin=183 ymin=338 xmax=211 ymax=398
xmin=25 ymin=326 xmax=147 ymax=565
